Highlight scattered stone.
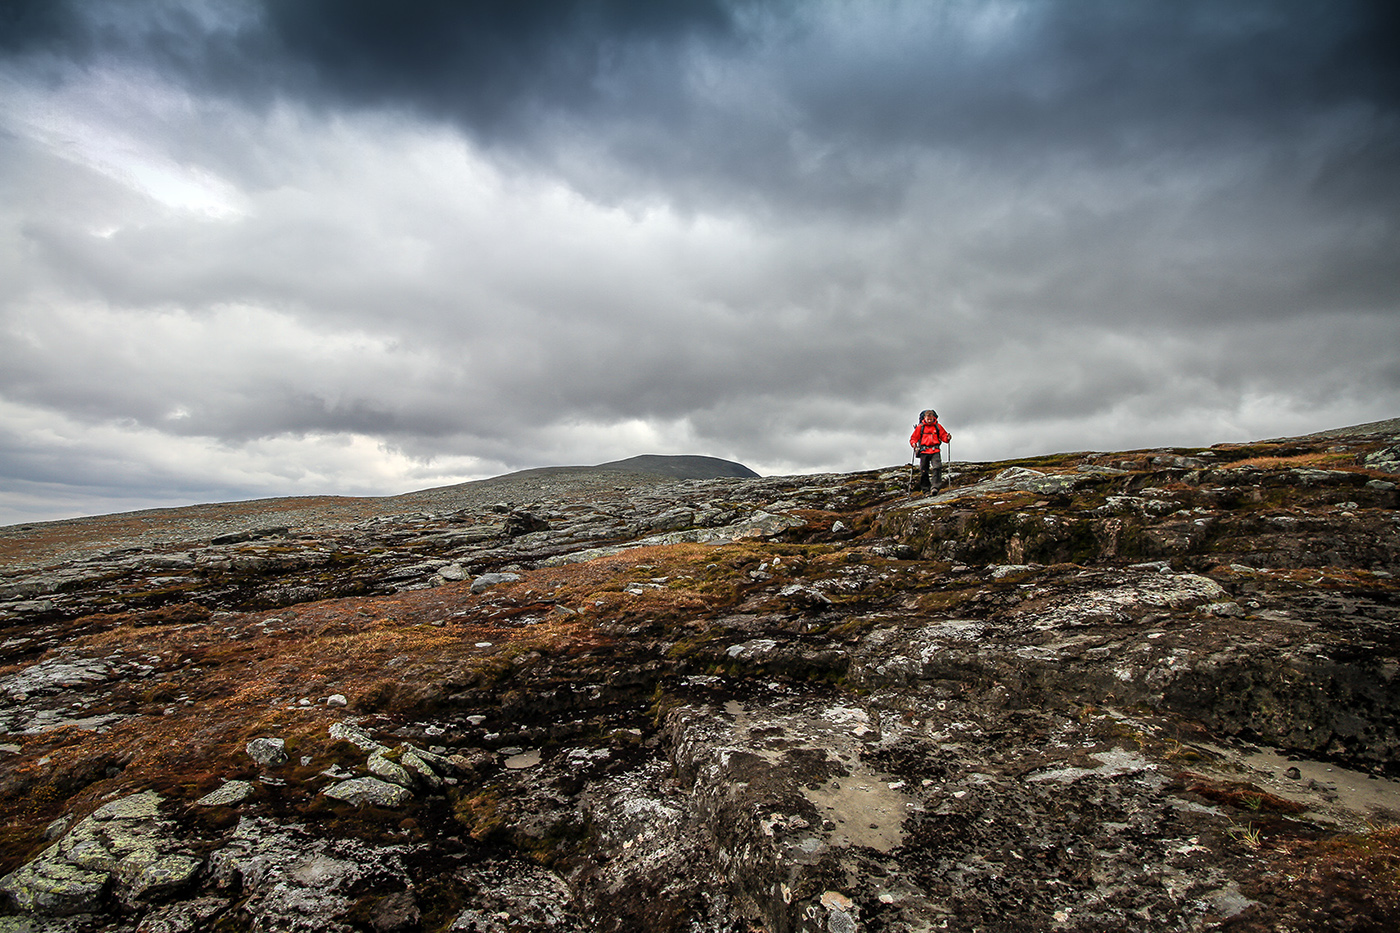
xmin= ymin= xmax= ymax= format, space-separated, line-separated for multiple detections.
xmin=329 ymin=721 xmax=387 ymax=753
xmin=323 ymin=778 xmax=412 ymax=808
xmin=471 ymin=572 xmax=521 ymax=592
xmin=367 ymin=751 xmax=415 ymax=789
xmin=196 ymin=781 xmax=255 ymax=807
xmin=210 ymin=526 xmax=289 ymax=546
xmin=245 ymin=737 xmax=287 ymax=768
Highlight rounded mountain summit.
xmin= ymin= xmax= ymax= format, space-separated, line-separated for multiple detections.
xmin=481 ymin=454 xmax=759 ymax=484
xmin=591 ymin=455 xmax=759 ymax=480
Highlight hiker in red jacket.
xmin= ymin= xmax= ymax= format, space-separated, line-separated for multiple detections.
xmin=909 ymin=409 xmax=951 ymax=493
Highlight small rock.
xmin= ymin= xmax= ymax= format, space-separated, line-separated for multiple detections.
xmin=323 ymin=777 xmax=412 ymax=808
xmin=503 ymin=510 xmax=549 ymax=536
xmin=504 ymin=749 xmax=541 ymax=770
xmin=245 ymin=738 xmax=287 ymax=768
xmin=471 ymin=572 xmax=521 ymax=593
xmin=777 ymin=584 xmax=832 ymax=608
xmin=329 ymin=722 xmax=387 ymax=753
xmin=368 ymin=752 xmax=415 ymax=789
xmin=196 ymin=781 xmax=255 ymax=807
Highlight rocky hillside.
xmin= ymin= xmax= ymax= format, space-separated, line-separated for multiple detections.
xmin=1 ymin=425 xmax=1398 ymax=932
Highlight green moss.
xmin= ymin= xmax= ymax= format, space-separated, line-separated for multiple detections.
xmin=823 ymin=616 xmax=879 ymax=640
xmin=648 ymin=686 xmax=685 ymax=728
xmin=907 ymin=586 xmax=982 ymax=613
xmin=665 ymin=630 xmax=723 ymax=662
xmin=518 ymin=813 xmax=595 ymax=868
xmin=450 ymin=787 xmax=506 ymax=842
xmin=1064 ymin=519 xmax=1112 ymax=564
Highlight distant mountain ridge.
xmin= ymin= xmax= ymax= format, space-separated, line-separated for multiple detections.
xmin=484 ymin=454 xmax=758 ymax=483
xmin=594 ymin=454 xmax=759 ymax=479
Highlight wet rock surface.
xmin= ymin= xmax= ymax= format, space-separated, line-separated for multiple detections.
xmin=1 ymin=431 xmax=1399 ymax=931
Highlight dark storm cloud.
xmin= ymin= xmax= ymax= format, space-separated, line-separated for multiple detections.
xmin=0 ymin=0 xmax=739 ymax=121
xmin=269 ymin=2 xmax=1400 ymax=143
xmin=259 ymin=0 xmax=737 ymax=129
xmin=8 ymin=1 xmax=1398 ymax=208
xmin=263 ymin=0 xmax=1400 ymax=210
xmin=0 ymin=0 xmax=85 ymax=52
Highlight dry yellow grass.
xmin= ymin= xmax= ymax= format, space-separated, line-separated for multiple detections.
xmin=1222 ymin=452 xmax=1354 ymax=470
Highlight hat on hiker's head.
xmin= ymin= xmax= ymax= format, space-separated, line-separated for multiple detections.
xmin=921 ymin=409 xmax=937 ymax=420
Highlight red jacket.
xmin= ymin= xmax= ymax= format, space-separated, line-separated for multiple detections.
xmin=910 ymin=419 xmax=950 ymax=451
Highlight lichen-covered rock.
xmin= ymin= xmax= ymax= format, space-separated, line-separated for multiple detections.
xmin=470 ymin=571 xmax=521 ymax=592
xmin=1 ymin=656 xmax=112 ymax=701
xmin=0 ymin=791 xmax=202 ymax=917
xmin=0 ymin=856 xmax=108 ymax=916
xmin=195 ymin=781 xmax=255 ymax=807
xmin=245 ymin=736 xmax=288 ymax=767
xmin=329 ymin=720 xmax=388 ymax=754
xmin=130 ymin=895 xmax=229 ymax=933
xmin=206 ymin=818 xmax=413 ymax=932
xmin=322 ymin=777 xmax=413 ymax=808
xmin=447 ymin=860 xmax=583 ymax=932
xmin=367 ymin=751 xmax=415 ymax=788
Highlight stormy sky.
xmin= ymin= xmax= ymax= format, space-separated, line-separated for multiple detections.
xmin=2 ymin=0 xmax=1397 ymax=524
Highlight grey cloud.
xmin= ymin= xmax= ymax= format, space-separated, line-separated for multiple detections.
xmin=4 ymin=136 xmax=1389 ymax=449
xmin=0 ymin=421 xmax=270 ymax=525
xmin=0 ymin=0 xmax=740 ymax=130
xmin=0 ymin=0 xmax=86 ymax=54
xmin=10 ymin=2 xmax=1397 ymax=214
xmin=259 ymin=0 xmax=738 ymax=128
xmin=537 ymin=1 xmax=1400 ymax=215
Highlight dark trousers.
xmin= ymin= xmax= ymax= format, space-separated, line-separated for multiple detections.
xmin=918 ymin=449 xmax=942 ymax=491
